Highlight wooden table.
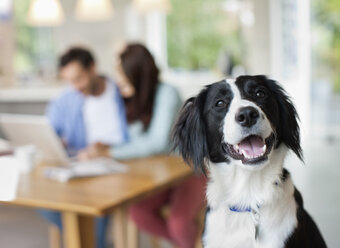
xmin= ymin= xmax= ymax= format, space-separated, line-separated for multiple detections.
xmin=0 ymin=155 xmax=193 ymax=248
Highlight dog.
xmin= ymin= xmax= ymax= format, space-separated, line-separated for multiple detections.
xmin=172 ymin=75 xmax=327 ymax=248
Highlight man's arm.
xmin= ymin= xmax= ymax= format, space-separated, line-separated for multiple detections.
xmin=46 ymin=99 xmax=64 ymax=138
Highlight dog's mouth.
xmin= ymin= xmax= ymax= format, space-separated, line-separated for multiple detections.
xmin=223 ymin=133 xmax=275 ymax=165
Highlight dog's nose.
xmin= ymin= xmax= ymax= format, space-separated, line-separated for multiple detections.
xmin=235 ymin=107 xmax=259 ymax=127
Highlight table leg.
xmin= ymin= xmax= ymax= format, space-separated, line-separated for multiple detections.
xmin=113 ymin=206 xmax=139 ymax=248
xmin=62 ymin=212 xmax=95 ymax=248
xmin=113 ymin=207 xmax=127 ymax=248
xmin=127 ymin=215 xmax=138 ymax=248
xmin=49 ymin=224 xmax=61 ymax=248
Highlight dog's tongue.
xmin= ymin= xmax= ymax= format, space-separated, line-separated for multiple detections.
xmin=238 ymin=136 xmax=265 ymax=157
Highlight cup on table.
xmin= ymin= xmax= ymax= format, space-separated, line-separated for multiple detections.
xmin=14 ymin=145 xmax=36 ymax=173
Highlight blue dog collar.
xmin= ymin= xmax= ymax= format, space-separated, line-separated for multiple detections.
xmin=229 ymin=204 xmax=262 ymax=240
xmin=229 ymin=203 xmax=261 ymax=213
xmin=229 ymin=206 xmax=252 ymax=212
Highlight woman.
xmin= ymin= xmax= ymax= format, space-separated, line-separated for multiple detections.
xmin=86 ymin=43 xmax=207 ymax=248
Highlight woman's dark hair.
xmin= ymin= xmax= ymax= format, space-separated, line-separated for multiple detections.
xmin=59 ymin=47 xmax=95 ymax=70
xmin=120 ymin=43 xmax=159 ymax=128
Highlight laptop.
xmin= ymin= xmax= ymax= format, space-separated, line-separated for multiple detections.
xmin=0 ymin=114 xmax=69 ymax=164
xmin=0 ymin=114 xmax=127 ymax=182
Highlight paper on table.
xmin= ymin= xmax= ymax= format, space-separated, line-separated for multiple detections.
xmin=0 ymin=156 xmax=20 ymax=201
xmin=44 ymin=157 xmax=128 ymax=182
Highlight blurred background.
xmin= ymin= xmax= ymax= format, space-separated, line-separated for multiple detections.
xmin=0 ymin=0 xmax=339 ymax=247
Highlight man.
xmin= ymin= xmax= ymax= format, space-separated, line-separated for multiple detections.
xmin=40 ymin=47 xmax=128 ymax=248
xmin=48 ymin=47 xmax=128 ymax=157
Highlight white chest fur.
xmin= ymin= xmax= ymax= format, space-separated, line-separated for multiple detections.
xmin=203 ymin=147 xmax=298 ymax=248
xmin=203 ymin=198 xmax=297 ymax=248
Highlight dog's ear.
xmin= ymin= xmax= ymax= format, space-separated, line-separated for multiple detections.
xmin=172 ymin=89 xmax=209 ymax=174
xmin=265 ymin=78 xmax=303 ymax=161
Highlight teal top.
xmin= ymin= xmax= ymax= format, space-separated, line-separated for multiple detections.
xmin=112 ymin=83 xmax=182 ymax=160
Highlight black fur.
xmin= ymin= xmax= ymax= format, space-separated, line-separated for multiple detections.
xmin=284 ymin=188 xmax=327 ymax=248
xmin=281 ymin=168 xmax=290 ymax=182
xmin=264 ymin=78 xmax=303 ymax=160
xmin=172 ymin=81 xmax=232 ymax=173
xmin=202 ymin=206 xmax=211 ymax=242
xmin=279 ymin=171 xmax=327 ymax=247
xmin=172 ymin=92 xmax=209 ymax=174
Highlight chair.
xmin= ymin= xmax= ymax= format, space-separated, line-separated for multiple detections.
xmin=136 ymin=206 xmax=206 ymax=248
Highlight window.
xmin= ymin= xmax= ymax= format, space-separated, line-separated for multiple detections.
xmin=312 ymin=0 xmax=340 ymax=92
xmin=14 ymin=0 xmax=57 ymax=84
xmin=0 ymin=0 xmax=11 ymax=20
xmin=167 ymin=0 xmax=244 ymax=70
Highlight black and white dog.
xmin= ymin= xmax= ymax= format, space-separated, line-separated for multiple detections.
xmin=173 ymin=75 xmax=327 ymax=248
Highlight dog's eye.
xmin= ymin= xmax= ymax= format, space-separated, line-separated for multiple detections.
xmin=215 ymin=100 xmax=226 ymax=107
xmin=255 ymin=90 xmax=266 ymax=98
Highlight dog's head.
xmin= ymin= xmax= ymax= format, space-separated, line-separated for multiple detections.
xmin=172 ymin=75 xmax=303 ymax=173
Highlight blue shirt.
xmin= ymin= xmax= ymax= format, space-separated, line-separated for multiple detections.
xmin=46 ymin=79 xmax=128 ymax=156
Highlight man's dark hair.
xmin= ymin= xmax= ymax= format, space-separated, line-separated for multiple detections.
xmin=59 ymin=47 xmax=95 ymax=70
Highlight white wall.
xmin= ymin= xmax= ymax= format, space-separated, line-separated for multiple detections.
xmin=243 ymin=0 xmax=271 ymax=75
xmin=54 ymin=0 xmax=148 ymax=78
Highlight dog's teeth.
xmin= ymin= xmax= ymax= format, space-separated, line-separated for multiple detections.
xmin=262 ymin=145 xmax=267 ymax=152
xmin=233 ymin=144 xmax=240 ymax=152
